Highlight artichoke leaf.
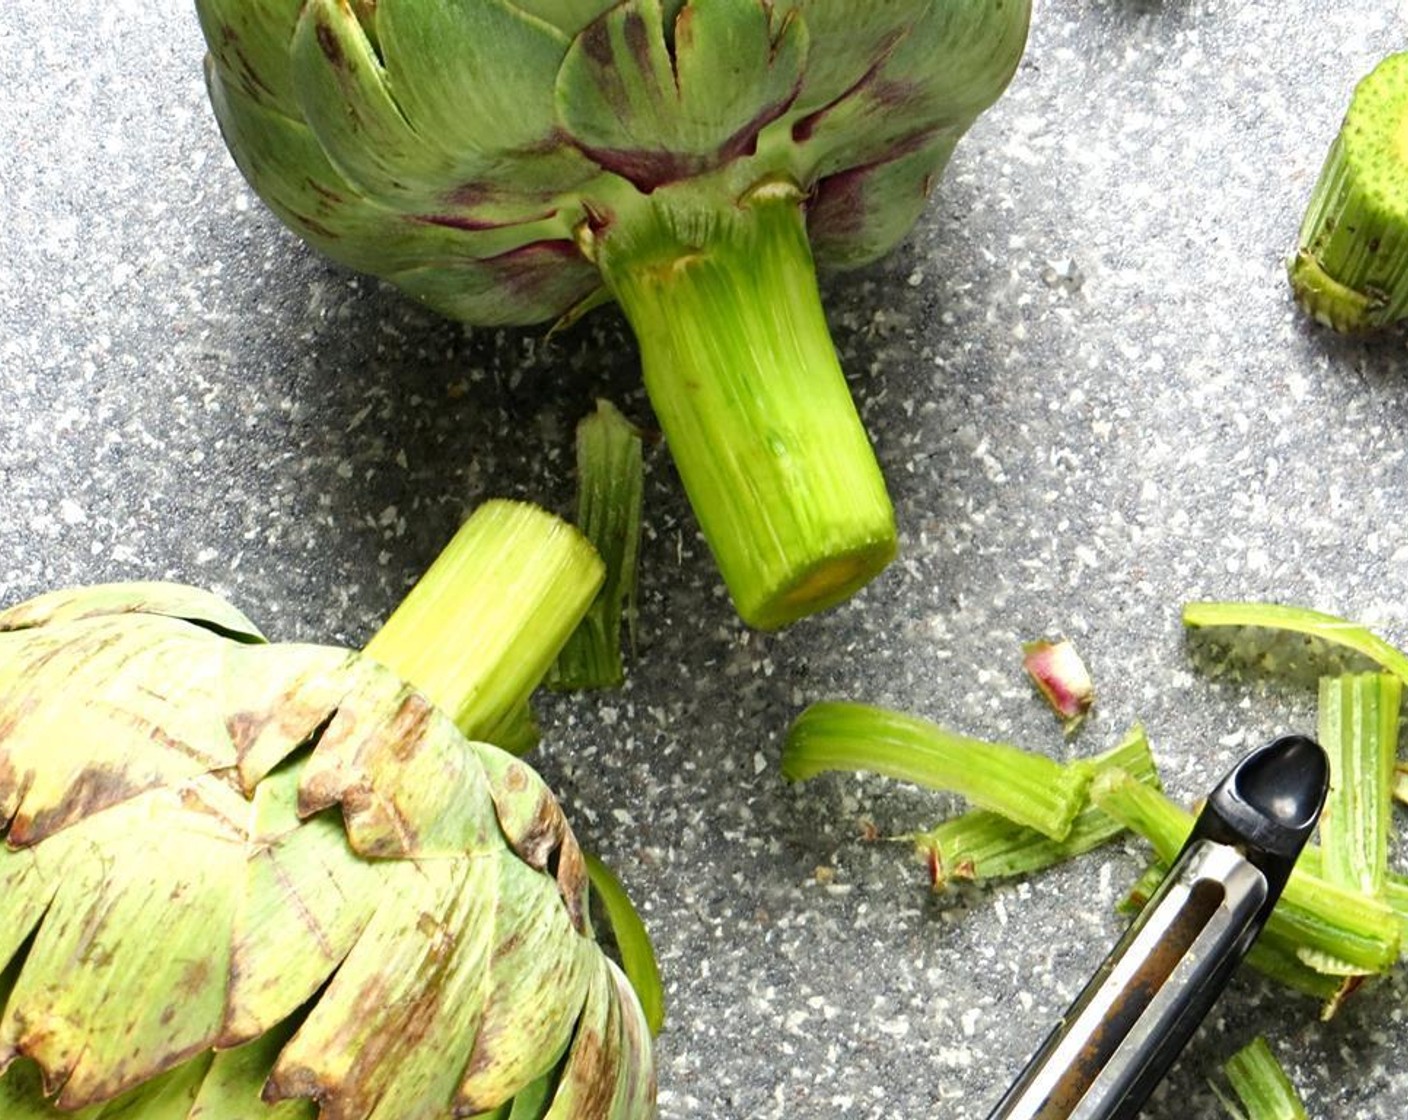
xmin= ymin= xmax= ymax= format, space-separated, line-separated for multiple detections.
xmin=0 ymin=615 xmax=236 ymax=844
xmin=291 ymin=0 xmax=599 ymax=204
xmin=0 ymin=783 xmax=247 ymax=1109
xmin=774 ymin=0 xmax=932 ymax=116
xmin=0 ymin=580 xmax=264 ymax=643
xmin=508 ymin=0 xmax=618 ymax=37
xmin=477 ymin=751 xmax=582 ymax=878
xmin=455 ymin=853 xmax=601 ymax=1111
xmin=436 ymin=1065 xmax=561 ymax=1120
xmin=0 ymin=845 xmax=50 ymax=1000
xmin=541 ymin=960 xmax=654 ymax=1120
xmin=84 ymin=1055 xmax=214 ymax=1120
xmin=190 ymin=1023 xmax=314 ymax=1119
xmin=221 ymin=766 xmax=386 ymax=1047
xmin=196 ymin=0 xmax=305 ymax=118
xmin=793 ymin=0 xmax=1030 ymax=178
xmin=884 ymin=0 xmax=1034 ymax=121
xmin=378 ymin=0 xmax=590 ymax=183
xmin=267 ymin=850 xmax=592 ymax=1120
xmin=0 ymin=1035 xmax=302 ymax=1119
xmin=295 ymin=660 xmax=506 ymax=859
xmin=221 ymin=641 xmax=359 ymax=793
xmin=290 ymin=0 xmax=468 ymax=200
xmin=0 ymin=617 xmax=346 ymax=846
xmin=0 ymin=1054 xmax=211 ymax=1120
xmin=807 ymin=131 xmax=959 ymax=268
xmin=556 ymin=0 xmax=808 ymax=191
xmin=207 ymin=69 xmax=578 ymax=280
xmin=0 ymin=1061 xmax=72 ymax=1120
xmin=0 ymin=1059 xmax=92 ymax=1118
xmin=388 ymin=244 xmax=603 ymax=328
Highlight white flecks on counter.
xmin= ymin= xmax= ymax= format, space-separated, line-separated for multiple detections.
xmin=3 ymin=3 xmax=1408 ymax=1119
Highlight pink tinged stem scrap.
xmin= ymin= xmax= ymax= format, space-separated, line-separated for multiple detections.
xmin=1022 ymin=638 xmax=1094 ymax=732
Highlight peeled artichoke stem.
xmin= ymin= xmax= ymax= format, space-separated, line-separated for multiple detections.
xmin=1290 ymin=52 xmax=1408 ymax=332
xmin=597 ymin=184 xmax=897 ymax=630
xmin=363 ymin=500 xmax=604 ymax=745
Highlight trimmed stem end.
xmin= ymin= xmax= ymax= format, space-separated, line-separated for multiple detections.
xmin=364 ymin=500 xmax=604 ymax=743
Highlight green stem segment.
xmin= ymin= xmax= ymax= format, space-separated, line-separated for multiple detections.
xmin=1290 ymin=51 xmax=1408 ymax=332
xmin=364 ymin=500 xmax=604 ymax=747
xmin=1317 ymin=672 xmax=1400 ymax=898
xmin=1292 ymin=845 xmax=1408 ymax=941
xmin=596 ymin=182 xmax=896 ymax=630
xmin=915 ymin=723 xmax=1159 ymax=888
xmin=1218 ymin=1037 xmax=1309 ymax=1120
xmin=1182 ymin=600 xmax=1408 ymax=682
xmin=550 ymin=401 xmax=645 ymax=691
xmin=783 ymin=701 xmax=1089 ymax=840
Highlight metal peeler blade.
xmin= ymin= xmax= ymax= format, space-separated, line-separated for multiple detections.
xmin=985 ymin=734 xmax=1329 ymax=1120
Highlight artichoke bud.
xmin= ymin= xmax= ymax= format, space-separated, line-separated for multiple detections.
xmin=200 ymin=0 xmax=1032 ymax=628
xmin=0 ymin=503 xmax=655 ymax=1119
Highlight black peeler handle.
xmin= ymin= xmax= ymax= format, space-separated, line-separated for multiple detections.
xmin=985 ymin=735 xmax=1329 ymax=1120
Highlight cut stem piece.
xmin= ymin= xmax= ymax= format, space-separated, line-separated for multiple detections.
xmin=1290 ymin=844 xmax=1408 ymax=942
xmin=1290 ymin=51 xmax=1408 ymax=332
xmin=1218 ymin=1037 xmax=1309 ymax=1120
xmin=915 ymin=723 xmax=1159 ymax=888
xmin=1182 ymin=601 xmax=1408 ymax=683
xmin=782 ymin=701 xmax=1089 ymax=840
xmin=1317 ymin=672 xmax=1401 ymax=898
xmin=1021 ymin=638 xmax=1094 ymax=733
xmin=550 ymin=400 xmax=645 ymax=692
xmin=364 ymin=500 xmax=604 ymax=742
xmin=596 ymin=181 xmax=896 ymax=630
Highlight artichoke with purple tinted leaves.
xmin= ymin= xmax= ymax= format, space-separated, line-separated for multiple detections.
xmin=197 ymin=0 xmax=1030 ymax=629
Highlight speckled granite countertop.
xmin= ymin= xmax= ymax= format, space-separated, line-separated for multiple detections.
xmin=4 ymin=1 xmax=1408 ymax=1117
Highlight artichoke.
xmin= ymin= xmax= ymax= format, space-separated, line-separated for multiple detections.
xmin=196 ymin=0 xmax=1031 ymax=629
xmin=0 ymin=501 xmax=656 ymax=1119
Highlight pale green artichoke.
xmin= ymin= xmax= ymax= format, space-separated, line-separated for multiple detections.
xmin=197 ymin=0 xmax=1031 ymax=629
xmin=0 ymin=502 xmax=656 ymax=1119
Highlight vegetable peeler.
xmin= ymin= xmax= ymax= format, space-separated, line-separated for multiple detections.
xmin=986 ymin=734 xmax=1330 ymax=1120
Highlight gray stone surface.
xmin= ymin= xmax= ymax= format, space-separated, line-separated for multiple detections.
xmin=3 ymin=1 xmax=1407 ymax=1116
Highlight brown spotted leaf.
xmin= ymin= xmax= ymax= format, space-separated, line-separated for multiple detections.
xmin=540 ymin=960 xmax=656 ymax=1119
xmin=0 ymin=781 xmax=247 ymax=1108
xmin=0 ymin=580 xmax=264 ymax=641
